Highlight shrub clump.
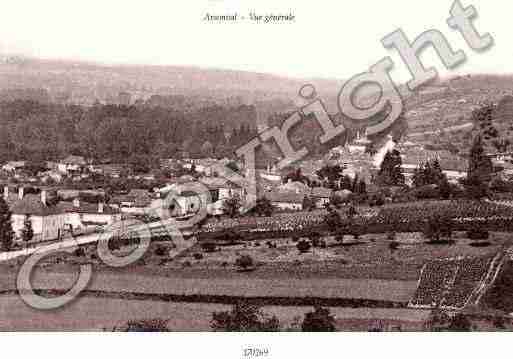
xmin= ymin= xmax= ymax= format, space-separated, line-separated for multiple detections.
xmin=211 ymin=301 xmax=280 ymax=331
xmin=301 ymin=306 xmax=336 ymax=332
xmin=296 ymin=239 xmax=312 ymax=254
xmin=201 ymin=241 xmax=217 ymax=253
xmin=154 ymin=245 xmax=167 ymax=256
xmin=235 ymin=254 xmax=255 ymax=271
xmin=466 ymin=224 xmax=490 ymax=241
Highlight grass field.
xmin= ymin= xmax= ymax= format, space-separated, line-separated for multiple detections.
xmin=0 ymin=295 xmax=431 ymax=331
xmin=1 ymin=223 xmax=512 ymax=330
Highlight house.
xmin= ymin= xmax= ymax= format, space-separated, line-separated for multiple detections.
xmin=58 ymin=155 xmax=87 ymax=174
xmin=278 ymin=180 xmax=310 ymax=195
xmin=39 ymin=170 xmax=63 ymax=183
xmin=9 ymin=189 xmax=68 ymax=242
xmin=311 ymin=187 xmax=333 ymax=208
xmin=2 ymin=161 xmax=26 ymax=174
xmin=267 ymin=190 xmax=304 ymax=211
xmin=110 ymin=189 xmax=153 ymax=215
xmin=89 ymin=163 xmax=127 ymax=178
xmin=259 ymin=165 xmax=282 ymax=182
xmin=59 ymin=198 xmax=121 ymax=230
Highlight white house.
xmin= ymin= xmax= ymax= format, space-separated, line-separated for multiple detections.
xmin=267 ymin=190 xmax=304 ymax=211
xmin=58 ymin=155 xmax=87 ymax=174
xmin=311 ymin=187 xmax=333 ymax=208
xmin=10 ymin=190 xmax=67 ymax=242
xmin=110 ymin=189 xmax=153 ymax=215
xmin=2 ymin=161 xmax=26 ymax=174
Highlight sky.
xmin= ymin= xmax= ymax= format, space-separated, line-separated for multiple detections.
xmin=0 ymin=0 xmax=510 ymax=82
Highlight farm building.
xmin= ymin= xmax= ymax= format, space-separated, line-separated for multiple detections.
xmin=267 ymin=190 xmax=304 ymax=211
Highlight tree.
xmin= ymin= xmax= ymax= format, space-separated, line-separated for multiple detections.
xmin=21 ymin=215 xmax=34 ymax=242
xmin=283 ymin=167 xmax=309 ymax=185
xmin=327 ymin=194 xmax=344 ymax=209
xmin=423 ymin=214 xmax=453 ymax=242
xmin=374 ymin=149 xmax=405 ymax=186
xmin=211 ymin=301 xmax=280 ymax=331
xmin=468 ymin=135 xmax=493 ymax=181
xmin=316 ymin=165 xmax=346 ymax=189
xmin=412 ymin=159 xmax=446 ymax=188
xmin=301 ymin=306 xmax=336 ymax=332
xmin=438 ymin=176 xmax=452 ymax=199
xmin=356 ymin=179 xmax=367 ymax=195
xmin=447 ymin=314 xmax=472 ymax=332
xmin=296 ymin=239 xmax=311 ymax=253
xmin=235 ymin=254 xmax=255 ymax=271
xmin=0 ymin=197 xmax=14 ymax=251
xmin=127 ymin=154 xmax=153 ymax=174
xmin=302 ymin=195 xmax=316 ymax=211
xmin=252 ymin=197 xmax=274 ymax=217
xmin=222 ymin=194 xmax=241 ymax=218
xmin=425 ymin=307 xmax=451 ymax=331
xmin=324 ymin=207 xmax=342 ymax=233
xmin=464 ymin=135 xmax=493 ymax=199
xmin=324 ymin=207 xmax=350 ymax=243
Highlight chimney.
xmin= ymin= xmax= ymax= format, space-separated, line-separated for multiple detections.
xmin=18 ymin=187 xmax=24 ymax=200
xmin=3 ymin=186 xmax=8 ymax=200
xmin=41 ymin=190 xmax=47 ymax=206
xmin=98 ymin=202 xmax=104 ymax=213
xmin=73 ymin=197 xmax=80 ymax=208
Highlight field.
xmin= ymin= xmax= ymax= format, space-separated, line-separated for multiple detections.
xmin=0 ymin=294 xmax=432 ymax=331
xmin=2 ymin=199 xmax=513 ymax=330
xmin=200 ymin=200 xmax=513 ymax=240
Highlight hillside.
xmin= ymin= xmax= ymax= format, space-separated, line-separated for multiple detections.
xmin=2 ymin=58 xmax=513 ymax=157
xmin=0 ymin=57 xmax=344 ymax=111
xmin=401 ymin=75 xmax=513 ymax=154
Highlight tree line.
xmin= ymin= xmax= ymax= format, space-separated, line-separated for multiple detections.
xmin=0 ymin=100 xmax=259 ymax=164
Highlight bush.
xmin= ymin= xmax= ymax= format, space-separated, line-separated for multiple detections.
xmin=193 ymin=252 xmax=203 ymax=260
xmin=447 ymin=314 xmax=472 ymax=332
xmin=201 ymin=241 xmax=217 ymax=253
xmin=220 ymin=230 xmax=241 ymax=244
xmin=296 ymin=240 xmax=312 ymax=254
xmin=389 ymin=241 xmax=400 ymax=251
xmin=154 ymin=245 xmax=167 ymax=256
xmin=423 ymin=214 xmax=453 ymax=242
xmin=74 ymin=247 xmax=86 ymax=257
xmin=301 ymin=306 xmax=336 ymax=332
xmin=108 ymin=237 xmax=122 ymax=251
xmin=368 ymin=193 xmax=385 ymax=207
xmin=309 ymin=232 xmax=321 ymax=247
xmin=412 ymin=185 xmax=440 ymax=200
xmin=235 ymin=254 xmax=255 ymax=271
xmin=466 ymin=224 xmax=490 ymax=240
xmin=211 ymin=301 xmax=280 ymax=331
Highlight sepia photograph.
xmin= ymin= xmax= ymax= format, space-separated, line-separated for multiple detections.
xmin=0 ymin=0 xmax=511 ymax=355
